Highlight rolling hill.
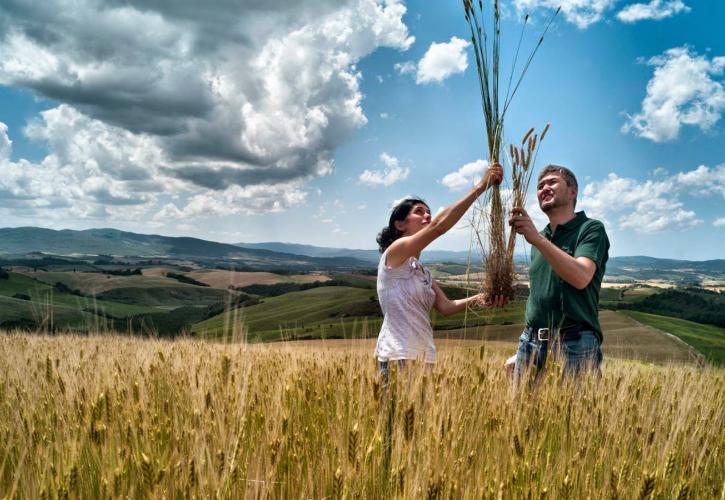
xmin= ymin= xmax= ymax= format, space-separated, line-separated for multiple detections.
xmin=605 ymin=256 xmax=725 ymax=282
xmin=235 ymin=241 xmax=478 ymax=264
xmin=0 ymin=227 xmax=372 ymax=270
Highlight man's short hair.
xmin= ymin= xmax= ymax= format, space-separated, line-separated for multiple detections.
xmin=538 ymin=165 xmax=578 ymax=207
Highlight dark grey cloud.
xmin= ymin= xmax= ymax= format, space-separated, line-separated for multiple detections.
xmin=27 ymin=70 xmax=214 ymax=136
xmin=0 ymin=189 xmax=71 ymax=209
xmin=88 ymin=187 xmax=147 ymax=206
xmin=0 ymin=0 xmax=414 ymax=222
xmin=164 ymin=151 xmax=329 ymax=190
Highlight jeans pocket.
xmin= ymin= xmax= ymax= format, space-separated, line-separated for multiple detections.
xmin=562 ymin=331 xmax=600 ymax=359
xmin=517 ymin=331 xmax=529 ymax=349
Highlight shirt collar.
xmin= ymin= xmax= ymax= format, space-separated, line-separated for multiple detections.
xmin=544 ymin=211 xmax=587 ymax=237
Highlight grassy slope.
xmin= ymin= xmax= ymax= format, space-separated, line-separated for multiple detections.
xmin=27 ymin=271 xmax=191 ymax=294
xmin=18 ymin=271 xmax=230 ymax=307
xmin=432 ymin=300 xmax=527 ymax=330
xmin=193 ymin=286 xmax=380 ymax=341
xmin=97 ymin=286 xmax=229 ymax=307
xmin=598 ymin=286 xmax=659 ymax=308
xmin=0 ymin=273 xmax=157 ymax=318
xmin=0 ymin=295 xmax=97 ymax=329
xmin=619 ymin=310 xmax=725 ymax=365
xmin=194 ymin=287 xmax=525 ymax=342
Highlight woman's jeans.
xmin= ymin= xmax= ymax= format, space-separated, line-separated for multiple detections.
xmin=513 ymin=329 xmax=603 ymax=387
xmin=378 ymin=359 xmax=406 ymax=390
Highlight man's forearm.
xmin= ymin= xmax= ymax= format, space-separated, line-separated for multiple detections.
xmin=530 ymin=235 xmax=594 ymax=289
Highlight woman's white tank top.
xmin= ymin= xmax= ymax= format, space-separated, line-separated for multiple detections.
xmin=374 ymin=250 xmax=437 ymax=363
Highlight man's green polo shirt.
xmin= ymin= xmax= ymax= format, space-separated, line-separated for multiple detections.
xmin=524 ymin=211 xmax=609 ymax=341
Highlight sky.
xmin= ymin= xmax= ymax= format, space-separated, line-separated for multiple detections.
xmin=0 ymin=0 xmax=723 ymax=260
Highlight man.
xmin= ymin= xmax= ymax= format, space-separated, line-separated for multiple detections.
xmin=506 ymin=165 xmax=609 ymax=385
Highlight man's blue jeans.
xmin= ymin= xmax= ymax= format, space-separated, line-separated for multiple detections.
xmin=513 ymin=329 xmax=603 ymax=387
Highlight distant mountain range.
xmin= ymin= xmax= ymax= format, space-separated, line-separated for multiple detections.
xmin=234 ymin=242 xmax=476 ymax=264
xmin=1 ymin=227 xmax=723 ymax=278
xmin=604 ymin=255 xmax=725 ymax=282
xmin=0 ymin=227 xmax=370 ymax=270
xmin=605 ymin=256 xmax=725 ymax=273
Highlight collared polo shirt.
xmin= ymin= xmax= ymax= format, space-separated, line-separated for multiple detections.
xmin=524 ymin=211 xmax=609 ymax=341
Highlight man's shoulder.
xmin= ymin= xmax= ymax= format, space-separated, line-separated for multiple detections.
xmin=580 ymin=216 xmax=607 ymax=233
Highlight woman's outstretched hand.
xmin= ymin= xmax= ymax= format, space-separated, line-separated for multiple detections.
xmin=471 ymin=293 xmax=509 ymax=308
xmin=478 ymin=162 xmax=504 ymax=192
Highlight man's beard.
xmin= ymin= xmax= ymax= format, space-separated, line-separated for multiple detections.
xmin=540 ymin=193 xmax=567 ymax=213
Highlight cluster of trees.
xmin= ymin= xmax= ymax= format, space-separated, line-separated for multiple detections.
xmin=618 ymin=288 xmax=725 ymax=328
xmin=165 ymin=272 xmax=209 ymax=287
xmin=0 ymin=257 xmax=73 ymax=269
xmin=204 ymin=294 xmax=261 ymax=318
xmin=0 ymin=267 xmax=8 ymax=279
xmin=100 ymin=268 xmax=143 ymax=276
xmin=53 ymin=282 xmax=85 ymax=297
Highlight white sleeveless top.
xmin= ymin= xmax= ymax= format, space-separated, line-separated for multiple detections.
xmin=374 ymin=250 xmax=437 ymax=363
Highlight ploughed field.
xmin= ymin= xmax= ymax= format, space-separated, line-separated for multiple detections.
xmin=0 ymin=334 xmax=722 ymax=498
xmin=183 ymin=270 xmax=331 ymax=289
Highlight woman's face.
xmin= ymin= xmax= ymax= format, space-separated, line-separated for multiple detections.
xmin=395 ymin=203 xmax=431 ymax=236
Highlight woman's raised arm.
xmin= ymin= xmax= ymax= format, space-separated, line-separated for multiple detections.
xmin=386 ymin=163 xmax=502 ymax=268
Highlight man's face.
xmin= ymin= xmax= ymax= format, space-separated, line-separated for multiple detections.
xmin=537 ymin=173 xmax=575 ymax=213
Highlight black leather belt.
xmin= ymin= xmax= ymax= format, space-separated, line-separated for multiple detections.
xmin=525 ymin=324 xmax=587 ymax=342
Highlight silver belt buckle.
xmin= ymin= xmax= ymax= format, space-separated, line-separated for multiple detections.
xmin=537 ymin=328 xmax=550 ymax=342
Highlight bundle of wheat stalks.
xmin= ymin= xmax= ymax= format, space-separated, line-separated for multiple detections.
xmin=463 ymin=0 xmax=558 ymax=299
xmin=506 ymin=123 xmax=550 ymax=260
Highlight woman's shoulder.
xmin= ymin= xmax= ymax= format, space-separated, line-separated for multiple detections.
xmin=379 ymin=250 xmax=415 ymax=274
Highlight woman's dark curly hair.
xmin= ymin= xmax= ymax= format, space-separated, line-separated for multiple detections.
xmin=376 ymin=198 xmax=428 ymax=253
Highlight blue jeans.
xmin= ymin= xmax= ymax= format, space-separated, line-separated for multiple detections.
xmin=378 ymin=360 xmax=406 ymax=390
xmin=513 ymin=329 xmax=602 ymax=387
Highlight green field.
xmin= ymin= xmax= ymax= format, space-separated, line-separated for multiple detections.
xmin=0 ymin=273 xmax=159 ymax=326
xmin=619 ymin=310 xmax=725 ymax=365
xmin=0 ymin=295 xmax=97 ymax=331
xmin=193 ymin=286 xmax=383 ymax=341
xmin=432 ymin=299 xmax=527 ymax=330
xmin=598 ymin=285 xmax=660 ymax=308
xmin=28 ymin=270 xmax=199 ymax=294
xmin=4 ymin=267 xmax=724 ymax=367
xmin=193 ymin=286 xmax=530 ymax=342
xmin=0 ymin=271 xmax=238 ymax=334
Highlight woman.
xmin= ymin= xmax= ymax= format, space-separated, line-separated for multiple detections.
xmin=374 ymin=163 xmax=507 ymax=379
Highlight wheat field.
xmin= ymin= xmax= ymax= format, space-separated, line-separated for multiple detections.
xmin=0 ymin=332 xmax=723 ymax=499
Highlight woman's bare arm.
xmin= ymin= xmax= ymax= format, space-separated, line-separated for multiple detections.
xmin=386 ymin=164 xmax=502 ymax=268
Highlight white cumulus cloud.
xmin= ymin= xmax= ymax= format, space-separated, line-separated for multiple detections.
xmin=0 ymin=111 xmax=310 ymax=223
xmin=441 ymin=160 xmax=488 ymax=191
xmin=617 ymin=0 xmax=690 ymax=22
xmin=713 ymin=217 xmax=725 ymax=227
xmin=512 ymin=0 xmax=616 ymax=29
xmin=394 ymin=61 xmax=416 ymax=76
xmin=416 ymin=37 xmax=470 ymax=84
xmin=623 ymin=47 xmax=725 ymax=142
xmin=674 ymin=164 xmax=725 ymax=197
xmin=578 ymin=164 xmax=725 ymax=234
xmin=359 ymin=153 xmax=410 ymax=187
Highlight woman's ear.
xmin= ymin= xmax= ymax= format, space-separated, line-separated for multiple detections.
xmin=394 ymin=219 xmax=406 ymax=232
